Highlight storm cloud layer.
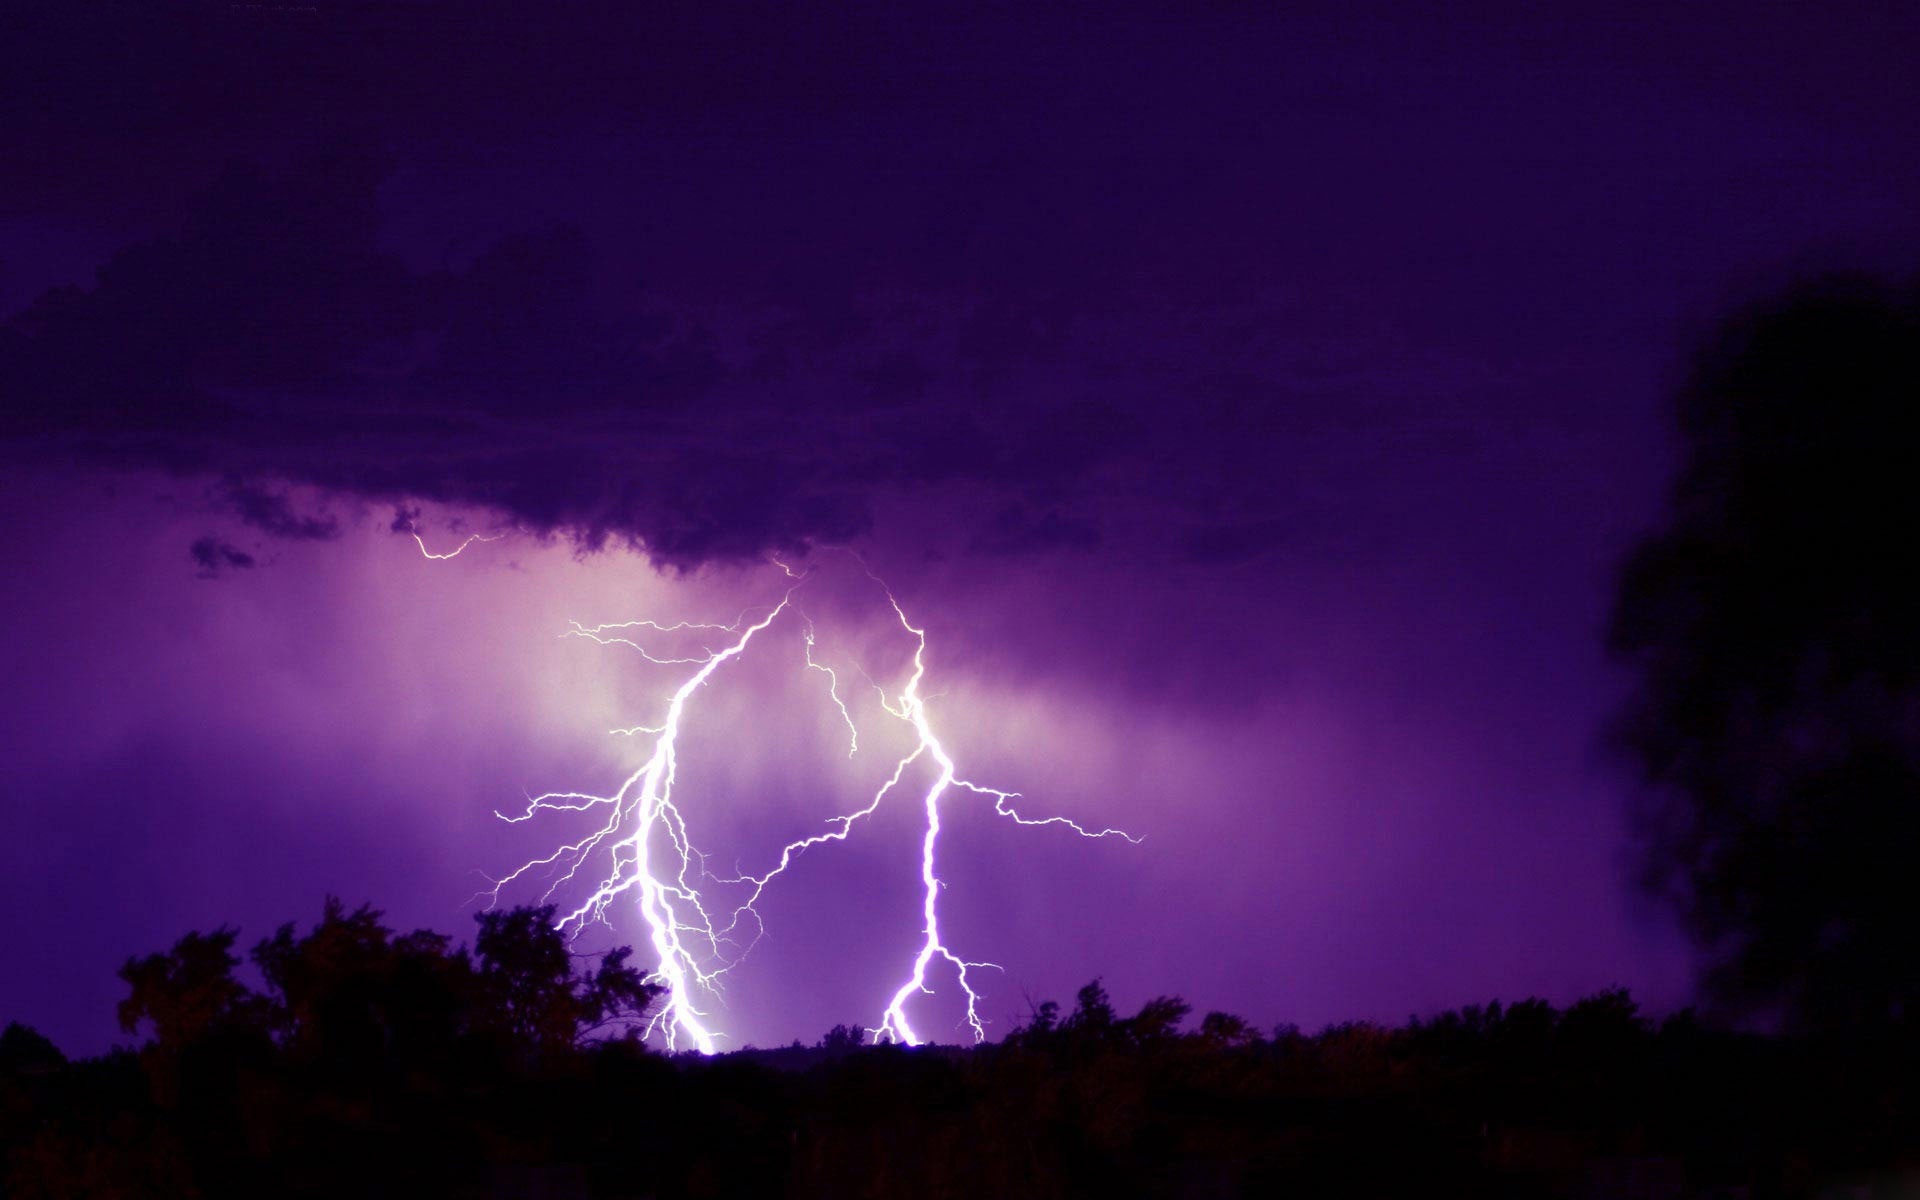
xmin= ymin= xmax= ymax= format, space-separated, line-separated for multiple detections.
xmin=2 ymin=135 xmax=1315 ymax=570
xmin=4 ymin=145 xmax=867 ymax=567
xmin=9 ymin=1 xmax=1914 ymax=573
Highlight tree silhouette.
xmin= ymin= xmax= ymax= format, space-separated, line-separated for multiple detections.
xmin=1608 ymin=274 xmax=1920 ymax=1034
xmin=0 ymin=1024 xmax=63 ymax=1076
xmin=12 ymin=931 xmax=1920 ymax=1199
xmin=470 ymin=903 xmax=662 ymax=1057
xmin=1196 ymin=1010 xmax=1258 ymax=1047
xmin=251 ymin=898 xmax=471 ymax=1077
xmin=1062 ymin=978 xmax=1115 ymax=1036
xmin=117 ymin=927 xmax=260 ymax=1049
xmin=115 ymin=901 xmax=662 ymax=1068
xmin=73 ymin=902 xmax=670 ymax=1197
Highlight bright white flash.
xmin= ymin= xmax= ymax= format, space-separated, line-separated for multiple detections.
xmin=480 ymin=557 xmax=1136 ymax=1052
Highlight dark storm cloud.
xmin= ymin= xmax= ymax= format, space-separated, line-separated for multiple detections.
xmin=189 ymin=536 xmax=256 ymax=577
xmin=5 ymin=0 xmax=1919 ymax=574
xmin=969 ymin=504 xmax=1102 ymax=557
xmin=0 ymin=148 xmax=884 ymax=567
xmin=222 ymin=481 xmax=340 ymax=542
xmin=1182 ymin=518 xmax=1292 ymax=567
xmin=0 ymin=1 xmax=1575 ymax=571
xmin=0 ymin=142 xmax=1287 ymax=570
xmin=0 ymin=1 xmax=873 ymax=219
xmin=0 ymin=3 xmax=990 ymax=566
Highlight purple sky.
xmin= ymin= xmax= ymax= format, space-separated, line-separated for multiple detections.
xmin=4 ymin=1 xmax=1917 ymax=1053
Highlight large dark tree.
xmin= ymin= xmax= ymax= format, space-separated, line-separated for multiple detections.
xmin=1609 ymin=274 xmax=1920 ymax=1034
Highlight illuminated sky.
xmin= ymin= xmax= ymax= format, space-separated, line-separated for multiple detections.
xmin=4 ymin=1 xmax=1917 ymax=1053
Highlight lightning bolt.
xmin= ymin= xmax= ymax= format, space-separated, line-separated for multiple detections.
xmin=484 ymin=596 xmax=793 ymax=1053
xmin=484 ymin=555 xmax=1135 ymax=1052
xmin=411 ymin=530 xmax=502 ymax=559
xmin=862 ymin=589 xmax=1136 ymax=1046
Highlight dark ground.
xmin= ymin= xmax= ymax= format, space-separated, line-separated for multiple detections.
xmin=4 ymin=909 xmax=1916 ymax=1199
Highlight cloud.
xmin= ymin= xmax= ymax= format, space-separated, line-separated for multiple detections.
xmin=0 ymin=8 xmax=1491 ymax=575
xmin=6 ymin=143 xmax=1243 ymax=571
xmin=969 ymin=503 xmax=1102 ymax=557
xmin=222 ymin=481 xmax=339 ymax=542
xmin=1181 ymin=518 xmax=1292 ymax=566
xmin=0 ymin=147 xmax=884 ymax=568
xmin=190 ymin=536 xmax=256 ymax=577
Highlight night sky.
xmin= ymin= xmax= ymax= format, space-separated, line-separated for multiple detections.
xmin=4 ymin=1 xmax=1918 ymax=1055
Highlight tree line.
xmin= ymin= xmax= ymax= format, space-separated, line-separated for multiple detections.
xmin=3 ymin=898 xmax=1916 ymax=1198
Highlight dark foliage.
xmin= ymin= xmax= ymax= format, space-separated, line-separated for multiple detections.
xmin=31 ymin=900 xmax=660 ymax=1198
xmin=1609 ymin=275 xmax=1920 ymax=1035
xmin=7 ymin=906 xmax=1920 ymax=1197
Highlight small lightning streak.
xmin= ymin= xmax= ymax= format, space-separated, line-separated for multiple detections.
xmin=412 ymin=531 xmax=503 ymax=559
xmin=488 ymin=560 xmax=1134 ymax=1052
xmin=804 ymin=620 xmax=858 ymax=756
